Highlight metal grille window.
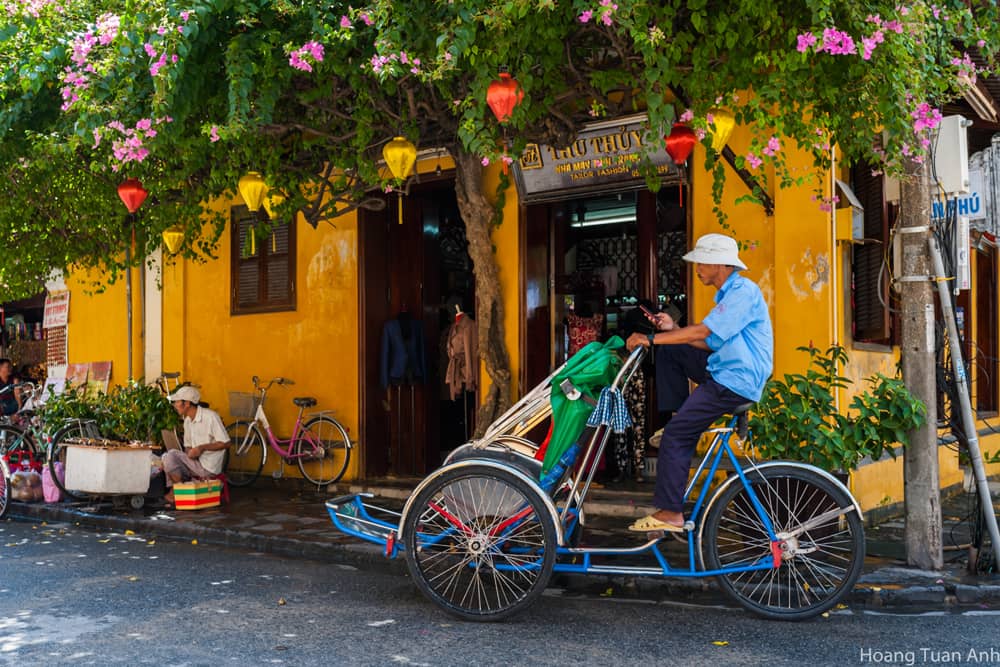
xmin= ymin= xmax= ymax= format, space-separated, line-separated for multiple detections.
xmin=230 ymin=205 xmax=296 ymax=314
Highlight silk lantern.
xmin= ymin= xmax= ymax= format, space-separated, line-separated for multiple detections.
xmin=117 ymin=178 xmax=148 ymax=213
xmin=238 ymin=171 xmax=268 ymax=212
xmin=708 ymin=108 xmax=736 ymax=152
xmin=664 ymin=124 xmax=697 ymax=165
xmin=162 ymin=225 xmax=184 ymax=254
xmin=383 ymin=136 xmax=417 ymax=224
xmin=486 ymin=72 xmax=524 ymax=124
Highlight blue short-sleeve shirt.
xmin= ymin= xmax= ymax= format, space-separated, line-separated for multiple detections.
xmin=701 ymin=272 xmax=774 ymax=402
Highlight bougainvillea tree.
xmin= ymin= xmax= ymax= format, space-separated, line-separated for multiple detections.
xmin=1 ymin=0 xmax=997 ymax=426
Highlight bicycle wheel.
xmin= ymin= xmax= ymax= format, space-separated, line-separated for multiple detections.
xmin=0 ymin=457 xmax=9 ymax=519
xmin=702 ymin=464 xmax=865 ymax=621
xmin=296 ymin=415 xmax=350 ymax=486
xmin=402 ymin=464 xmax=556 ymax=622
xmin=224 ymin=421 xmax=264 ymax=487
xmin=47 ymin=421 xmax=94 ymax=500
xmin=0 ymin=424 xmax=30 ymax=460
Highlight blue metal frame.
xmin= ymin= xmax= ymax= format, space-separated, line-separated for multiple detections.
xmin=325 ymin=413 xmax=783 ymax=579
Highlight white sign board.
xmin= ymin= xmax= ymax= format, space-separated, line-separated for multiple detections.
xmin=42 ymin=291 xmax=69 ymax=329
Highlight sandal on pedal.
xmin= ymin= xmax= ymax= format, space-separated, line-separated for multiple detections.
xmin=627 ymin=515 xmax=685 ymax=533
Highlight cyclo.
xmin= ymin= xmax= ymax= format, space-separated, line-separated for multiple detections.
xmin=326 ymin=337 xmax=864 ymax=621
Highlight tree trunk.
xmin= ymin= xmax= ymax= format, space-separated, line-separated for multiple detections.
xmin=452 ymin=148 xmax=512 ymax=435
xmin=899 ymin=157 xmax=943 ymax=570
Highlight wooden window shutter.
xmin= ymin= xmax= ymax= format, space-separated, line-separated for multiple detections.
xmin=230 ymin=206 xmax=296 ymax=315
xmin=851 ymin=164 xmax=890 ymax=342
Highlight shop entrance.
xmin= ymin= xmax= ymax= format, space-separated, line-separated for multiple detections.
xmin=523 ymin=186 xmax=688 ymax=480
xmin=359 ymin=176 xmax=476 ymax=478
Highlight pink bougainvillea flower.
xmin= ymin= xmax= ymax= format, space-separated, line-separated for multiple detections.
xmin=340 ymin=15 xmax=352 ymax=29
xmin=678 ymin=108 xmax=694 ymax=123
xmin=180 ymin=10 xmax=191 ymax=21
xmin=762 ymin=136 xmax=781 ymax=157
xmin=796 ymin=32 xmax=817 ymax=53
xmin=481 ymin=156 xmax=490 ymax=166
xmin=360 ymin=12 xmax=373 ymax=26
xmin=745 ymin=152 xmax=763 ymax=169
xmin=209 ymin=125 xmax=220 ymax=142
xmin=578 ymin=10 xmax=592 ymax=22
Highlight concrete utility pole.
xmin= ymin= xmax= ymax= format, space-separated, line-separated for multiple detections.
xmin=898 ymin=158 xmax=944 ymax=570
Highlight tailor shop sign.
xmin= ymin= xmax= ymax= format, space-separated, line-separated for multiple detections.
xmin=932 ymin=166 xmax=985 ymax=224
xmin=512 ymin=115 xmax=684 ymax=202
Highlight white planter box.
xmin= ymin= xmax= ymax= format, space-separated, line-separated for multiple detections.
xmin=64 ymin=445 xmax=153 ymax=495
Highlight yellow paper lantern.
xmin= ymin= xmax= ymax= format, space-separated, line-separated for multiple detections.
xmin=238 ymin=171 xmax=268 ymax=212
xmin=263 ymin=192 xmax=285 ymax=219
xmin=382 ymin=136 xmax=417 ymax=224
xmin=162 ymin=225 xmax=185 ymax=254
xmin=708 ymin=108 xmax=736 ymax=152
xmin=383 ymin=136 xmax=417 ymax=181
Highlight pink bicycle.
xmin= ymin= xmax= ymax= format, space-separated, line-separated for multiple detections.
xmin=224 ymin=376 xmax=351 ymax=487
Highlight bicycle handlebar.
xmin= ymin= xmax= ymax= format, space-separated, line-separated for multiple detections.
xmin=252 ymin=376 xmax=296 ymax=392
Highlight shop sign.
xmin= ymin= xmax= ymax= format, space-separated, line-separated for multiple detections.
xmin=43 ymin=290 xmax=69 ymax=329
xmin=512 ymin=114 xmax=684 ymax=203
xmin=932 ymin=166 xmax=985 ymax=222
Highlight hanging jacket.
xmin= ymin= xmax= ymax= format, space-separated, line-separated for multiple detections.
xmin=380 ymin=316 xmax=426 ymax=388
xmin=445 ymin=314 xmax=478 ymax=399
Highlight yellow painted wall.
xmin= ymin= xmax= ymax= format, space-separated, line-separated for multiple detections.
xmin=162 ymin=196 xmax=361 ymax=480
xmin=66 ymin=265 xmax=144 ymax=385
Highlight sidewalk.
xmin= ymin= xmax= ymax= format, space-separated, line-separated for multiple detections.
xmin=8 ymin=478 xmax=1000 ymax=611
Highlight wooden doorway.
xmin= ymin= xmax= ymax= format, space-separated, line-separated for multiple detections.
xmin=359 ymin=176 xmax=476 ymax=477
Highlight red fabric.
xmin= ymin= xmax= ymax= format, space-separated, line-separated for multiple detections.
xmin=566 ymin=313 xmax=603 ymax=355
xmin=534 ymin=421 xmax=554 ymax=461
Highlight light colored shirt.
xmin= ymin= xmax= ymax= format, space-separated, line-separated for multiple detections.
xmin=182 ymin=405 xmax=229 ymax=475
xmin=702 ymin=271 xmax=774 ymax=402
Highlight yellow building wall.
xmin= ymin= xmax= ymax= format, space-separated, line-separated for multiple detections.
xmin=66 ymin=265 xmax=144 ymax=385
xmin=161 ymin=196 xmax=361 ymax=480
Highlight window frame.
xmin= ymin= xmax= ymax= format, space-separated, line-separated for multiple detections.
xmin=229 ymin=204 xmax=297 ymax=316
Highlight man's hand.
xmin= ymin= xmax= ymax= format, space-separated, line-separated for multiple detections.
xmin=654 ymin=312 xmax=675 ymax=331
xmin=626 ymin=332 xmax=651 ymax=351
xmin=188 ymin=445 xmax=202 ymax=458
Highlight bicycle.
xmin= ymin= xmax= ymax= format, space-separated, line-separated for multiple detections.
xmin=0 ymin=455 xmax=9 ymax=519
xmin=327 ymin=342 xmax=864 ymax=621
xmin=225 ymin=376 xmax=352 ymax=488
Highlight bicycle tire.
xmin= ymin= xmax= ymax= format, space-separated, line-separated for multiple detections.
xmin=402 ymin=464 xmax=556 ymax=622
xmin=47 ymin=421 xmax=96 ymax=500
xmin=0 ymin=424 xmax=31 ymax=461
xmin=702 ymin=464 xmax=865 ymax=621
xmin=0 ymin=457 xmax=10 ymax=519
xmin=296 ymin=415 xmax=351 ymax=486
xmin=224 ymin=421 xmax=264 ymax=487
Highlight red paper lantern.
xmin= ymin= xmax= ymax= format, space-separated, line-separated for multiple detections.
xmin=664 ymin=124 xmax=697 ymax=165
xmin=486 ymin=72 xmax=524 ymax=124
xmin=117 ymin=178 xmax=148 ymax=214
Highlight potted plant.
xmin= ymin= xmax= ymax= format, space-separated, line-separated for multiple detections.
xmin=747 ymin=345 xmax=927 ymax=473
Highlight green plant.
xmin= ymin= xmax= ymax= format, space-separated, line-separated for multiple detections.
xmin=748 ymin=345 xmax=927 ymax=472
xmin=39 ymin=381 xmax=180 ymax=444
xmin=100 ymin=381 xmax=180 ymax=444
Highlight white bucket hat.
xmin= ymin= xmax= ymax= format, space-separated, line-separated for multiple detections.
xmin=682 ymin=233 xmax=747 ymax=270
xmin=168 ymin=385 xmax=201 ymax=404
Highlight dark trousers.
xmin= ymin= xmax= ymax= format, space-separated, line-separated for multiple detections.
xmin=653 ymin=345 xmax=749 ymax=512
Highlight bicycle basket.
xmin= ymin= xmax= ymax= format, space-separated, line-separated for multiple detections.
xmin=228 ymin=392 xmax=260 ymax=420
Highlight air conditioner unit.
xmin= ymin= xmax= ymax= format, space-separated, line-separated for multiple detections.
xmin=933 ymin=115 xmax=971 ymax=196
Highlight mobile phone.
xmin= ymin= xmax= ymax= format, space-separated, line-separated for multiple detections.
xmin=638 ymin=304 xmax=657 ymax=323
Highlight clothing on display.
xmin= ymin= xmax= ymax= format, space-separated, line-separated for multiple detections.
xmin=566 ymin=311 xmax=604 ymax=356
xmin=379 ymin=312 xmax=426 ymax=387
xmin=445 ymin=311 xmax=478 ymax=399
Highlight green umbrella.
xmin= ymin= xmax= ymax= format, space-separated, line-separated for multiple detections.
xmin=542 ymin=336 xmax=625 ymax=474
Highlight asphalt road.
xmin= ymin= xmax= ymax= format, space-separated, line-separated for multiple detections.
xmin=1 ymin=518 xmax=999 ymax=666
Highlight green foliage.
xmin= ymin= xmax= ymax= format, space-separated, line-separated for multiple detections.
xmin=748 ymin=345 xmax=927 ymax=472
xmin=39 ymin=381 xmax=179 ymax=443
xmin=0 ymin=1 xmax=997 ymax=296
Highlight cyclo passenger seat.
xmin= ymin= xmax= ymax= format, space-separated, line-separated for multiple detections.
xmin=293 ymin=397 xmax=317 ymax=408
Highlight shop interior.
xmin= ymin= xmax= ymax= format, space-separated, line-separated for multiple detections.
xmin=0 ymin=293 xmax=48 ymax=381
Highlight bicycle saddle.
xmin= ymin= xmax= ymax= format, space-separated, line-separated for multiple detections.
xmin=293 ymin=397 xmax=317 ymax=408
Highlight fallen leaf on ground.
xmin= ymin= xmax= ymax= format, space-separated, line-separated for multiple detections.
xmin=146 ymin=540 xmax=155 ymax=546
xmin=277 ymin=598 xmax=286 ymax=606
xmin=191 ymin=539 xmax=198 ymax=545
xmin=98 ymin=539 xmax=111 ymax=543
xmin=712 ymin=641 xmax=729 ymax=647
xmin=599 ymin=587 xmax=613 ymax=597
xmin=127 ymin=576 xmax=139 ymax=582
xmin=367 ymin=620 xmax=395 ymax=627
xmin=124 ymin=530 xmax=135 ymax=536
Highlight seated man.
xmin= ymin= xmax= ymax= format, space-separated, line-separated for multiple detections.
xmin=163 ymin=386 xmax=229 ymax=506
xmin=0 ymin=358 xmax=21 ymax=416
